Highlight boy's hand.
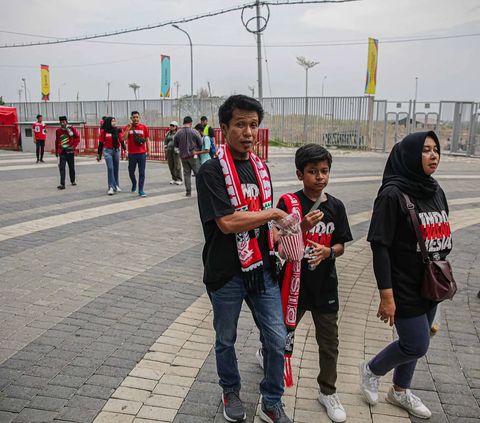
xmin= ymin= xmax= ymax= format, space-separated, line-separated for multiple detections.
xmin=301 ymin=210 xmax=324 ymax=233
xmin=306 ymin=239 xmax=331 ymax=267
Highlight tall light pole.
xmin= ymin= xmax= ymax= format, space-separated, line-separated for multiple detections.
xmin=414 ymin=77 xmax=418 ymax=102
xmin=58 ymin=83 xmax=66 ymax=102
xmin=297 ymin=56 xmax=319 ymax=144
xmin=256 ymin=0 xmax=263 ymax=103
xmin=21 ymin=78 xmax=28 ymax=121
xmin=107 ymin=81 xmax=113 ymax=101
xmin=322 ymin=76 xmax=327 ymax=97
xmin=172 ymin=25 xmax=194 ymax=118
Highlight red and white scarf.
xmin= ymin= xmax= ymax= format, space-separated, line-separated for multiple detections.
xmin=218 ymin=144 xmax=275 ymax=293
xmin=278 ymin=193 xmax=305 ymax=387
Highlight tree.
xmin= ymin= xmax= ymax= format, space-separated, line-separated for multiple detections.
xmin=0 ymin=96 xmax=5 ymax=106
xmin=128 ymin=83 xmax=140 ymax=100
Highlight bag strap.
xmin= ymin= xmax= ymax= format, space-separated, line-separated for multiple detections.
xmin=402 ymin=193 xmax=430 ymax=263
xmin=308 ymin=192 xmax=325 ymax=214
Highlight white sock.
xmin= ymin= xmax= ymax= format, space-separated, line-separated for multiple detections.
xmin=394 ymin=388 xmax=405 ymax=396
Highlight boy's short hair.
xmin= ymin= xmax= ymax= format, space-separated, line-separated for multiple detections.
xmin=200 ymin=116 xmax=208 ymax=122
xmin=183 ymin=116 xmax=193 ymax=124
xmin=195 ymin=123 xmax=205 ymax=132
xmin=131 ymin=111 xmax=140 ymax=117
xmin=295 ymin=144 xmax=333 ymax=173
xmin=36 ymin=114 xmax=42 ymax=119
xmin=218 ymin=95 xmax=264 ymax=126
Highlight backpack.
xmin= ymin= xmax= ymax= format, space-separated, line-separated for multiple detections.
xmin=207 ymin=137 xmax=217 ymax=158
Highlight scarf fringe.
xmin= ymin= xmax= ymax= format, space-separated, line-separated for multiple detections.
xmin=243 ymin=266 xmax=266 ymax=295
xmin=284 ymin=356 xmax=294 ymax=388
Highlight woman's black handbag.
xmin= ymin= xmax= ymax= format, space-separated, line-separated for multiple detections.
xmin=403 ymin=193 xmax=457 ymax=302
xmin=131 ymin=127 xmax=146 ymax=146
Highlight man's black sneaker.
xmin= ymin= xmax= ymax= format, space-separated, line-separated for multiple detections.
xmin=222 ymin=391 xmax=246 ymax=422
xmin=36 ymin=160 xmax=39 ymax=163
xmin=40 ymin=159 xmax=45 ymax=163
xmin=186 ymin=192 xmax=192 ymax=197
xmin=57 ymin=185 xmax=65 ymax=190
xmin=259 ymin=400 xmax=292 ymax=423
xmin=71 ymin=182 xmax=77 ymax=186
xmin=477 ymin=290 xmax=480 ymax=299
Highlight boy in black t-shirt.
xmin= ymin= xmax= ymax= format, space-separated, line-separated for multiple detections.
xmin=276 ymin=144 xmax=352 ymax=423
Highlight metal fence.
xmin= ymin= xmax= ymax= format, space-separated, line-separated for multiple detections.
xmin=7 ymin=97 xmax=480 ymax=156
xmin=9 ymin=96 xmax=375 ymax=148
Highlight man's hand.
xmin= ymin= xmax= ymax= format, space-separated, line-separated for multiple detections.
xmin=378 ymin=289 xmax=396 ymax=326
xmin=126 ymin=122 xmax=132 ymax=130
xmin=147 ymin=149 xmax=151 ymax=158
xmin=34 ymin=140 xmax=37 ymax=144
xmin=301 ymin=210 xmax=324 ymax=233
xmin=271 ymin=208 xmax=289 ymax=223
xmin=306 ymin=239 xmax=331 ymax=267
xmin=96 ymin=154 xmax=101 ymax=162
xmin=124 ymin=152 xmax=129 ymax=160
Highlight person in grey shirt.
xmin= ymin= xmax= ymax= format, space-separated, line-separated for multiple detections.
xmin=174 ymin=116 xmax=203 ymax=197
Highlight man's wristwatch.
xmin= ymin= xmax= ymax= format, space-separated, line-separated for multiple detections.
xmin=329 ymin=247 xmax=336 ymax=260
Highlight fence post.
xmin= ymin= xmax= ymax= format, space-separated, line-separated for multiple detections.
xmin=366 ymin=96 xmax=375 ymax=149
xmin=281 ymin=98 xmax=285 ymax=142
xmin=304 ymin=97 xmax=309 ymax=144
xmin=356 ymin=98 xmax=362 ymax=147
xmin=161 ymin=99 xmax=165 ymax=127
xmin=95 ymin=102 xmax=99 ymax=124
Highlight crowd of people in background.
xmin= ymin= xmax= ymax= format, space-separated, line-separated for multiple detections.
xmin=30 ymin=96 xmax=459 ymax=423
xmin=33 ymin=111 xmax=217 ymax=197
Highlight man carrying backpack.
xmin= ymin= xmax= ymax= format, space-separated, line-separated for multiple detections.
xmin=201 ymin=116 xmax=217 ymax=158
xmin=194 ymin=123 xmax=212 ymax=165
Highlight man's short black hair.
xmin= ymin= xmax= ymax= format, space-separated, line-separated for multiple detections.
xmin=183 ymin=116 xmax=193 ymax=124
xmin=102 ymin=116 xmax=107 ymax=121
xmin=218 ymin=95 xmax=264 ymax=126
xmin=295 ymin=144 xmax=333 ymax=173
xmin=36 ymin=114 xmax=42 ymax=119
xmin=200 ymin=116 xmax=208 ymax=122
xmin=131 ymin=111 xmax=140 ymax=117
xmin=195 ymin=123 xmax=205 ymax=132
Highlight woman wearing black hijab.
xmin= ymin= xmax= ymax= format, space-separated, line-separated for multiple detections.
xmin=97 ymin=117 xmax=126 ymax=195
xmin=359 ymin=131 xmax=452 ymax=419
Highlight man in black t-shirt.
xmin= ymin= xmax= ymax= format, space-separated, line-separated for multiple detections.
xmin=276 ymin=144 xmax=352 ymax=423
xmin=197 ymin=95 xmax=292 ymax=423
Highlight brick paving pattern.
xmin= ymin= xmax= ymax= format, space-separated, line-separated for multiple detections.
xmin=0 ymin=149 xmax=479 ymax=422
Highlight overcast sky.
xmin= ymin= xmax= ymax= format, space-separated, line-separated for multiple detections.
xmin=1 ymin=0 xmax=479 ymax=103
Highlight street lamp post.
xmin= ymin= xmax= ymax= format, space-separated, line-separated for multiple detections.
xmin=21 ymin=78 xmax=28 ymax=120
xmin=58 ymin=83 xmax=66 ymax=102
xmin=172 ymin=25 xmax=194 ymax=119
xmin=296 ymin=56 xmax=319 ymax=144
xmin=412 ymin=77 xmax=418 ymax=134
xmin=322 ymin=76 xmax=327 ymax=97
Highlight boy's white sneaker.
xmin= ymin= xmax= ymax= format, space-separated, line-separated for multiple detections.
xmin=318 ymin=392 xmax=346 ymax=422
xmin=256 ymin=347 xmax=264 ymax=369
xmin=107 ymin=187 xmax=114 ymax=195
xmin=359 ymin=360 xmax=380 ymax=405
xmin=386 ymin=386 xmax=432 ymax=419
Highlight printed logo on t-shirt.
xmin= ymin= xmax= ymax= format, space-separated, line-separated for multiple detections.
xmin=242 ymin=184 xmax=261 ymax=212
xmin=304 ymin=221 xmax=335 ymax=258
xmin=418 ymin=210 xmax=452 ymax=252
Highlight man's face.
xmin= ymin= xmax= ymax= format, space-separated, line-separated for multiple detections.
xmin=201 ymin=119 xmax=207 ymax=125
xmin=38 ymin=116 xmax=43 ymax=123
xmin=221 ymin=109 xmax=259 ymax=160
xmin=60 ymin=120 xmax=68 ymax=128
xmin=131 ymin=114 xmax=140 ymax=125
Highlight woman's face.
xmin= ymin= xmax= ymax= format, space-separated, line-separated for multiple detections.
xmin=111 ymin=118 xmax=116 ymax=127
xmin=422 ymin=136 xmax=440 ymax=176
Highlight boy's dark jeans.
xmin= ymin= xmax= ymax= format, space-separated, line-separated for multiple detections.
xmin=297 ymin=309 xmax=339 ymax=395
xmin=36 ymin=140 xmax=45 ymax=161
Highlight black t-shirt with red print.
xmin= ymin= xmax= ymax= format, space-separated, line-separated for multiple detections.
xmin=278 ymin=190 xmax=353 ymax=313
xmin=368 ymin=185 xmax=452 ymax=318
xmin=197 ymin=157 xmax=271 ymax=292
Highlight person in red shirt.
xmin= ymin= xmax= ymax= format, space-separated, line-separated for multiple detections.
xmin=55 ymin=116 xmax=80 ymax=190
xmin=96 ymin=117 xmax=126 ymax=195
xmin=121 ymin=111 xmax=151 ymax=197
xmin=33 ymin=114 xmax=47 ymax=163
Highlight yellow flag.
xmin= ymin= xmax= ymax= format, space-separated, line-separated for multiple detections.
xmin=364 ymin=38 xmax=378 ymax=95
xmin=41 ymin=64 xmax=50 ymax=100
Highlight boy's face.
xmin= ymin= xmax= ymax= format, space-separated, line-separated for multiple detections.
xmin=297 ymin=160 xmax=330 ymax=193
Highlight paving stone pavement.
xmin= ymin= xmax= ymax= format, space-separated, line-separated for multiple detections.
xmin=0 ymin=148 xmax=479 ymax=423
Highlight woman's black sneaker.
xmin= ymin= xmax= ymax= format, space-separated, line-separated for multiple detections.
xmin=259 ymin=400 xmax=292 ymax=423
xmin=222 ymin=391 xmax=246 ymax=422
